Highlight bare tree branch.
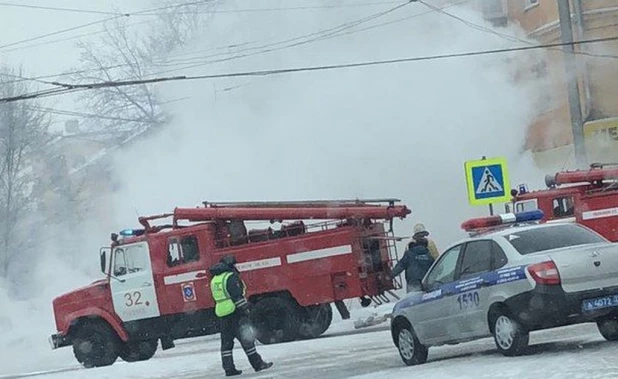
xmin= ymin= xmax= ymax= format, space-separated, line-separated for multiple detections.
xmin=0 ymin=66 xmax=50 ymax=277
xmin=68 ymin=1 xmax=214 ymax=136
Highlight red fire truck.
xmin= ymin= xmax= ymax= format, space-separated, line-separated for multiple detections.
xmin=49 ymin=199 xmax=410 ymax=367
xmin=510 ymin=163 xmax=618 ymax=241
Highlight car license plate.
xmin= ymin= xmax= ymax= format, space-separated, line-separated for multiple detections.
xmin=582 ymin=294 xmax=618 ymax=312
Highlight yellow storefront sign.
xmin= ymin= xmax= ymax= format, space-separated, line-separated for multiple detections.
xmin=584 ymin=117 xmax=618 ymax=163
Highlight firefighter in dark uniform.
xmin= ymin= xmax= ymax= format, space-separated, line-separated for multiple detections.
xmin=209 ymin=255 xmax=273 ymax=376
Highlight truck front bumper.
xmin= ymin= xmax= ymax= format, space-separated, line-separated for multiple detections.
xmin=49 ymin=333 xmax=70 ymax=349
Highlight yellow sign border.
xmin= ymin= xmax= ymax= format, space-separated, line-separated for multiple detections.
xmin=464 ymin=157 xmax=511 ymax=206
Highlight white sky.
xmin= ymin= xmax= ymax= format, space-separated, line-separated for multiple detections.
xmin=0 ymin=1 xmax=150 ymax=77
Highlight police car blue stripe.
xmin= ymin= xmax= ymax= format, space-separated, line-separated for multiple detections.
xmin=393 ymin=265 xmax=528 ymax=312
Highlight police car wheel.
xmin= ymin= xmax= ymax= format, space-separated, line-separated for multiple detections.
xmin=492 ymin=313 xmax=529 ymax=356
xmin=396 ymin=326 xmax=428 ymax=365
xmin=597 ymin=319 xmax=618 ymax=341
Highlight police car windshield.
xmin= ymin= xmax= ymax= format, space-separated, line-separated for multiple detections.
xmin=503 ymin=224 xmax=607 ymax=255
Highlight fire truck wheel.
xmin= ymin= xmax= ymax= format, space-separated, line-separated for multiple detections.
xmin=119 ymin=340 xmax=158 ymax=362
xmin=72 ymin=321 xmax=120 ymax=368
xmin=250 ymin=297 xmax=301 ymax=344
xmin=298 ymin=304 xmax=333 ymax=339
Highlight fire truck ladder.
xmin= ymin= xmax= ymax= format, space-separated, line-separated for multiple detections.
xmin=362 ymin=230 xmax=402 ymax=306
xmin=590 ymin=162 xmax=618 ymax=169
xmin=202 ymin=198 xmax=403 ymax=208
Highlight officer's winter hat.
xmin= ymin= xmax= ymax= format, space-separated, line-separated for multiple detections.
xmin=413 ymin=223 xmax=429 ymax=238
xmin=221 ymin=255 xmax=237 ymax=266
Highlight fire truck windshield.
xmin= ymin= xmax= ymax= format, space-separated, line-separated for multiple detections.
xmin=503 ymin=224 xmax=607 ymax=255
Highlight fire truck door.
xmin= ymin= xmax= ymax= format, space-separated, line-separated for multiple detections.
xmin=161 ymin=235 xmax=213 ymax=313
xmin=110 ymin=242 xmax=161 ymax=322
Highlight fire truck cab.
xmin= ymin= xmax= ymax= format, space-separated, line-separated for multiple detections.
xmin=510 ymin=164 xmax=618 ymax=241
xmin=49 ymin=199 xmax=410 ymax=368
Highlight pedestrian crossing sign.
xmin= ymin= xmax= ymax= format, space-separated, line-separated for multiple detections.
xmin=464 ymin=157 xmax=511 ymax=205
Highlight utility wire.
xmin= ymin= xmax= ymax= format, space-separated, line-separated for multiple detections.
xmin=134 ymin=2 xmax=411 ymax=15
xmin=0 ymin=16 xmax=126 ymax=50
xmin=0 ymin=0 xmax=216 ymax=51
xmin=418 ymin=0 xmax=618 ymax=59
xmin=0 ymin=2 xmax=122 ymax=15
xmin=148 ymin=0 xmax=418 ymax=75
xmin=0 ymin=1 xmax=405 ymax=16
xmin=155 ymin=1 xmax=449 ymax=65
xmin=24 ymin=105 xmax=154 ymax=123
xmin=2 ymin=34 xmax=615 ymax=104
xmin=0 ymin=19 xmax=153 ymax=54
xmin=0 ymin=0 xmax=451 ymax=85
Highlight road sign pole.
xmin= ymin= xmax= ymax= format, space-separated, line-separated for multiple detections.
xmin=481 ymin=157 xmax=494 ymax=216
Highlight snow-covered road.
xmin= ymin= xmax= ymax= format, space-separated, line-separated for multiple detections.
xmin=3 ymin=320 xmax=618 ymax=379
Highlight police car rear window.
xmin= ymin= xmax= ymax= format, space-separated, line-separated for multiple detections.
xmin=503 ymin=224 xmax=606 ymax=255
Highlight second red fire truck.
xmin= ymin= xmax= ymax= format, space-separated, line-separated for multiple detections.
xmin=49 ymin=199 xmax=410 ymax=368
xmin=511 ymin=163 xmax=618 ymax=241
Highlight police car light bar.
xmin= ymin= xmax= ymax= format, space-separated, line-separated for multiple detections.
xmin=461 ymin=209 xmax=545 ymax=231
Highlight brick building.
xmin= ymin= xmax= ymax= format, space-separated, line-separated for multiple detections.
xmin=478 ymin=0 xmax=618 ymax=171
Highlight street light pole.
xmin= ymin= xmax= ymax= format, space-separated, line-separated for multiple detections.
xmin=557 ymin=0 xmax=587 ymax=168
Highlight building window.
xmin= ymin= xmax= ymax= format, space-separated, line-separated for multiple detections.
xmin=525 ymin=0 xmax=539 ymax=11
xmin=479 ymin=0 xmax=508 ymax=26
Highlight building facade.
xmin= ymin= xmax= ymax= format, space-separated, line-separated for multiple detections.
xmin=479 ymin=0 xmax=618 ymax=171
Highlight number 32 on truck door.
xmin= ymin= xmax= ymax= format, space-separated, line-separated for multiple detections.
xmin=125 ymin=291 xmax=143 ymax=307
xmin=457 ymin=291 xmax=480 ymax=310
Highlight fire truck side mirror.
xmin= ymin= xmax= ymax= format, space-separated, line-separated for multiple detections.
xmin=100 ymin=250 xmax=107 ymax=274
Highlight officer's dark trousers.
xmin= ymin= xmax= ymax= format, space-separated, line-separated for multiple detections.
xmin=220 ymin=312 xmax=263 ymax=371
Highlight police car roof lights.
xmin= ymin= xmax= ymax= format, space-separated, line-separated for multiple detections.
xmin=461 ymin=209 xmax=545 ymax=232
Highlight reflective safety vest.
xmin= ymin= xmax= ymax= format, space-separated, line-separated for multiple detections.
xmin=210 ymin=272 xmax=246 ymax=318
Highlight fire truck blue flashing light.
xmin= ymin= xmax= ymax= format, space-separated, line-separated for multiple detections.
xmin=119 ymin=229 xmax=137 ymax=237
xmin=461 ymin=209 xmax=545 ymax=231
xmin=518 ymin=183 xmax=529 ymax=194
xmin=119 ymin=228 xmax=146 ymax=237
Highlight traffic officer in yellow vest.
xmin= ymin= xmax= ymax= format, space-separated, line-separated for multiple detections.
xmin=209 ymin=255 xmax=273 ymax=376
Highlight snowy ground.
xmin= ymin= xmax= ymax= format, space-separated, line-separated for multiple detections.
xmin=3 ymin=306 xmax=618 ymax=379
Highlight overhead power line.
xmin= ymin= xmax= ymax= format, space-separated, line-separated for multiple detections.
xmin=2 ymin=34 xmax=617 ymax=104
xmin=135 ymin=2 xmax=411 ymax=15
xmin=0 ymin=0 xmax=216 ymax=51
xmin=25 ymin=105 xmax=154 ymax=123
xmin=0 ymin=2 xmax=122 ymax=15
xmin=0 ymin=1 xmax=407 ymax=16
xmin=1 ymin=0 xmax=419 ymax=85
xmin=418 ymin=0 xmax=618 ymax=59
xmin=0 ymin=16 xmax=125 ymax=50
xmin=148 ymin=0 xmax=418 ymax=75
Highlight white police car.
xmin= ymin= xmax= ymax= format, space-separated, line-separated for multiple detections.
xmin=390 ymin=210 xmax=618 ymax=365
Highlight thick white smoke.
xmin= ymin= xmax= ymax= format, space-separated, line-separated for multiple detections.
xmin=110 ymin=1 xmax=546 ymax=245
xmin=1 ymin=1 xmax=549 ymax=375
